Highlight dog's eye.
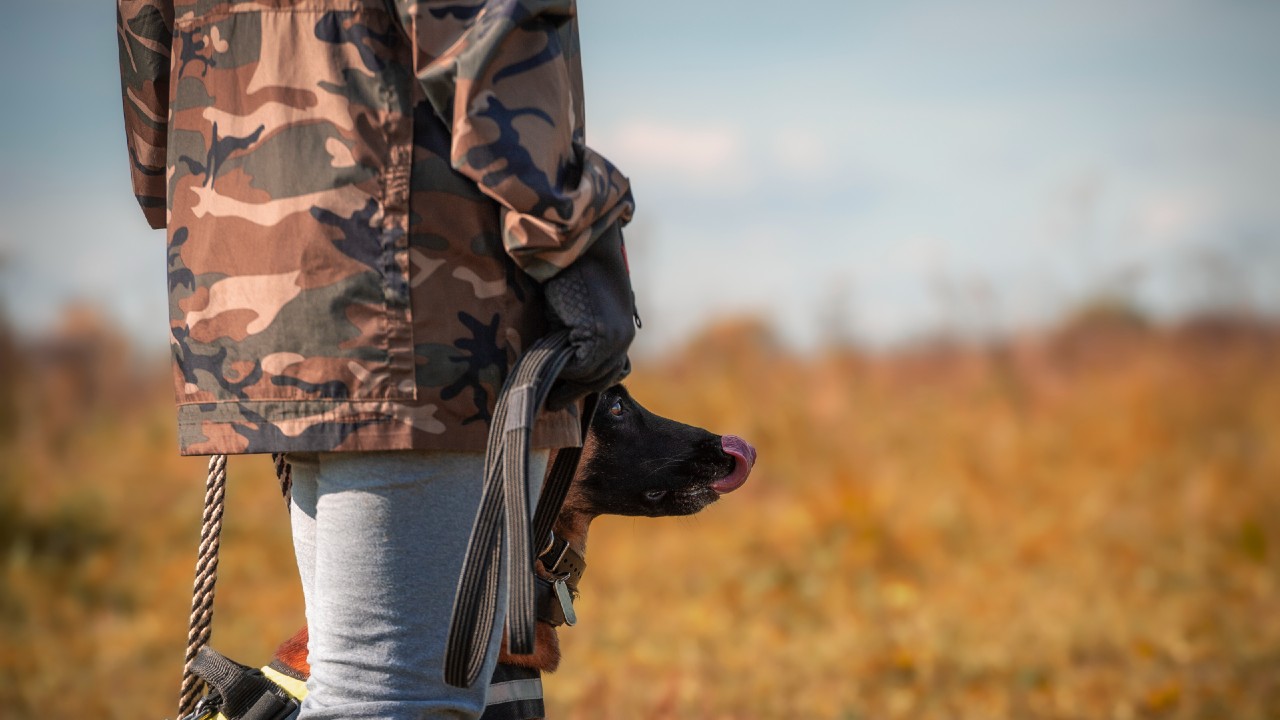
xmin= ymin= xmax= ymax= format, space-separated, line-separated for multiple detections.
xmin=608 ymin=400 xmax=624 ymax=417
xmin=644 ymin=489 xmax=667 ymax=502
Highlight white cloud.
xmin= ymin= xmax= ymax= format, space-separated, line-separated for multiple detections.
xmin=596 ymin=120 xmax=753 ymax=195
xmin=770 ymin=129 xmax=832 ymax=178
xmin=1134 ymin=194 xmax=1213 ymax=247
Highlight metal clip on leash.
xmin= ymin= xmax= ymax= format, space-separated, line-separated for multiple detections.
xmin=176 ymin=695 xmax=220 ymax=720
xmin=444 ymin=330 xmax=589 ymax=688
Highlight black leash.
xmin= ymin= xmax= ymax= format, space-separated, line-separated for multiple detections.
xmin=444 ymin=330 xmax=594 ymax=687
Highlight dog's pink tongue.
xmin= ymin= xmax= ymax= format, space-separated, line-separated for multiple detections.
xmin=712 ymin=435 xmax=756 ymax=494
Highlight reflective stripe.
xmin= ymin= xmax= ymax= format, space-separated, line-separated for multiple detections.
xmin=262 ymin=665 xmax=309 ymax=701
xmin=485 ymin=677 xmax=544 ymax=705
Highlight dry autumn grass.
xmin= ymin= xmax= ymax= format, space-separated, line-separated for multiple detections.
xmin=2 ymin=308 xmax=1278 ymax=719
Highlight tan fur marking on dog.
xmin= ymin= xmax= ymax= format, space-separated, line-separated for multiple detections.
xmin=274 ymin=626 xmax=310 ymax=677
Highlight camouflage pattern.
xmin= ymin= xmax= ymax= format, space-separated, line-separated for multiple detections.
xmin=117 ymin=0 xmax=634 ymax=455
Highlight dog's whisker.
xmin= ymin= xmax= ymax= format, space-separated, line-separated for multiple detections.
xmin=637 ymin=455 xmax=683 ymax=469
xmin=638 ymin=457 xmax=685 ymax=475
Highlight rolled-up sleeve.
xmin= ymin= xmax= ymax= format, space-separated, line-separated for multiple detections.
xmin=391 ymin=0 xmax=634 ymax=280
xmin=117 ymin=0 xmax=173 ymax=230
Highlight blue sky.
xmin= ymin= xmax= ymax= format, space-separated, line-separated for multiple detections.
xmin=2 ymin=1 xmax=1278 ymax=350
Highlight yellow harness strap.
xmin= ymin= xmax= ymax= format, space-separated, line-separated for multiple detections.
xmin=210 ymin=665 xmax=308 ymax=720
xmin=261 ymin=666 xmax=308 ymax=702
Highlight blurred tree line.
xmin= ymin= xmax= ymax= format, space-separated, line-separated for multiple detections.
xmin=1 ymin=298 xmax=1277 ymax=717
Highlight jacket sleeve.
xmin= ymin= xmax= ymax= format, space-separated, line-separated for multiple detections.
xmin=390 ymin=0 xmax=634 ymax=281
xmin=117 ymin=0 xmax=173 ymax=230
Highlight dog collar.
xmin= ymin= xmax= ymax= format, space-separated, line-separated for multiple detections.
xmin=534 ymin=532 xmax=587 ymax=627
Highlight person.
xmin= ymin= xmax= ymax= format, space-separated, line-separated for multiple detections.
xmin=117 ymin=0 xmax=637 ymax=717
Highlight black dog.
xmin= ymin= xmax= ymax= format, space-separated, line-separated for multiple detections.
xmin=567 ymin=385 xmax=754 ymax=518
xmin=269 ymin=385 xmax=755 ymax=710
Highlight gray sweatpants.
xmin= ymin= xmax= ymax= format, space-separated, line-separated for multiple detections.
xmin=288 ymin=450 xmax=548 ymax=720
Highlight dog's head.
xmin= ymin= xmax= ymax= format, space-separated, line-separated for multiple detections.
xmin=570 ymin=385 xmax=756 ymax=518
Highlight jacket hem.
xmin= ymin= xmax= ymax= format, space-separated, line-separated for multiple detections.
xmin=176 ymin=398 xmax=581 ymax=456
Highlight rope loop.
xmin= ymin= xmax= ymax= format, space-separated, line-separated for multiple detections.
xmin=177 ymin=453 xmax=228 ymax=718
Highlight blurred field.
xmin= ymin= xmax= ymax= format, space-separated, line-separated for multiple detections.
xmin=1 ymin=307 xmax=1278 ymax=719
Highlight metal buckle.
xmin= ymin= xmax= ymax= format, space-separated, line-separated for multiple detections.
xmin=540 ymin=533 xmax=570 ymax=572
xmin=539 ymin=530 xmax=559 ymax=559
xmin=177 ymin=696 xmax=220 ymax=720
xmin=552 ymin=573 xmax=577 ymax=627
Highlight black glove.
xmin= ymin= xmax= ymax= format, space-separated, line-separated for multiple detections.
xmin=543 ymin=222 xmax=638 ymax=410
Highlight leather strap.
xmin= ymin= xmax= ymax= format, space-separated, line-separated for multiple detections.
xmin=539 ymin=534 xmax=587 ymax=593
xmin=532 ymin=537 xmax=588 ymax=627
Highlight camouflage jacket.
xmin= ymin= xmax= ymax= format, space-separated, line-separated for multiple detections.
xmin=117 ymin=0 xmax=634 ymax=455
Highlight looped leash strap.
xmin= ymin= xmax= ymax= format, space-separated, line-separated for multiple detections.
xmin=445 ymin=330 xmax=587 ymax=687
